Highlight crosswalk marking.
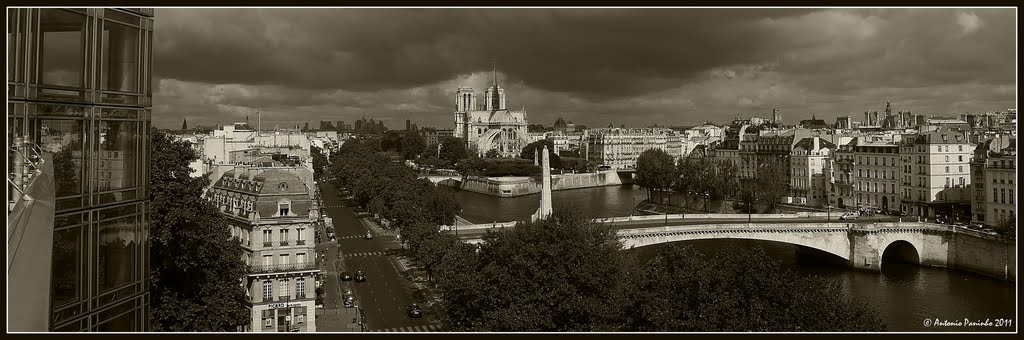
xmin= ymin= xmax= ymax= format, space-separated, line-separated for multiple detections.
xmin=372 ymin=324 xmax=444 ymax=332
xmin=342 ymin=251 xmax=386 ymax=258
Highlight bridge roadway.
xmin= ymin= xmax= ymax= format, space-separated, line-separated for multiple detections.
xmin=450 ymin=215 xmax=903 ymax=241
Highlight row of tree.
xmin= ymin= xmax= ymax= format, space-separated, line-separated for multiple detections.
xmin=329 ymin=139 xmax=460 ymax=233
xmin=634 ymin=148 xmax=790 ymax=213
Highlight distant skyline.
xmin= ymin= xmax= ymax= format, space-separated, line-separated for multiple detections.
xmin=153 ymin=8 xmax=1016 ymax=130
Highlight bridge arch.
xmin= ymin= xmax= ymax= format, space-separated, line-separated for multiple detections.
xmin=880 ymin=240 xmax=919 ymax=268
xmin=620 ymin=229 xmax=852 ymax=262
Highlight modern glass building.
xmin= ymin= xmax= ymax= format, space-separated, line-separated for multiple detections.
xmin=8 ymin=8 xmax=154 ymax=331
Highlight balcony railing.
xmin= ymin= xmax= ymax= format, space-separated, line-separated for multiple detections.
xmin=279 ymin=241 xmax=289 ymax=246
xmin=263 ymin=242 xmax=273 ymax=248
xmin=296 ymin=240 xmax=306 ymax=245
xmin=250 ymin=262 xmax=317 ymax=274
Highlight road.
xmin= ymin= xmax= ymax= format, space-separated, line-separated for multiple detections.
xmin=317 ymin=182 xmax=441 ymax=332
xmin=451 ymin=215 xmax=905 ymax=240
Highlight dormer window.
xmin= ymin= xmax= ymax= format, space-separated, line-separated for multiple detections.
xmin=278 ymin=199 xmax=291 ymax=216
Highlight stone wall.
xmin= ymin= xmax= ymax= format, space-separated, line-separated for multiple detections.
xmin=444 ymin=171 xmax=626 ymax=197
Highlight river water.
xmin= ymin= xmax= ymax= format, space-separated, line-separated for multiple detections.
xmin=443 ymin=184 xmax=1017 ymax=332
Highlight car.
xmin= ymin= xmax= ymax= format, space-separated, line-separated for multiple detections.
xmin=406 ymin=304 xmax=423 ymax=318
xmin=340 ymin=272 xmax=353 ymax=281
xmin=839 ymin=212 xmax=859 ymax=220
xmin=343 ymin=293 xmax=355 ymax=308
xmin=365 ymin=231 xmax=374 ymax=240
xmin=355 ymin=270 xmax=367 ymax=282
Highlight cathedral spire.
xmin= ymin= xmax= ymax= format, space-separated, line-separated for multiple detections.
xmin=492 ymin=61 xmax=498 ymax=89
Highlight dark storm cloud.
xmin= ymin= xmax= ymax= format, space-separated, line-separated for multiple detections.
xmin=153 ymin=8 xmax=1016 ymax=129
xmin=155 ymin=8 xmax=819 ymax=97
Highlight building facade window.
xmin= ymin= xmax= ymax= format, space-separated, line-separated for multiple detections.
xmin=263 ymin=281 xmax=272 ymax=300
xmin=296 ymin=279 xmax=305 ymax=298
xmin=279 ymin=280 xmax=289 ymax=299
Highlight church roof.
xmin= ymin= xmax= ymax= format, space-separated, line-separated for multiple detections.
xmin=488 ymin=109 xmax=525 ymax=125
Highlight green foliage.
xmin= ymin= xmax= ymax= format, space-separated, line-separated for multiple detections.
xmin=754 ymin=160 xmax=790 ymax=213
xmin=311 ymin=145 xmax=328 ymax=180
xmin=994 ymin=215 xmax=1016 ymax=240
xmin=635 ymin=148 xmax=677 ymax=199
xmin=330 ymin=138 xmax=460 ymax=233
xmin=148 ymin=128 xmax=249 ymax=331
xmin=675 ymin=158 xmax=738 ymax=212
xmin=559 ymin=157 xmax=596 ymax=173
xmin=438 ymin=137 xmax=469 ymax=168
xmin=484 ymin=148 xmax=502 ymax=158
xmin=519 ymin=139 xmax=562 ymax=169
xmin=399 ymin=130 xmax=427 ymax=160
xmin=436 ymin=207 xmax=633 ymax=332
xmin=457 ymin=157 xmax=541 ymax=177
xmin=626 ymin=244 xmax=886 ymax=332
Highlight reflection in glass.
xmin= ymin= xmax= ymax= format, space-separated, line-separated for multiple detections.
xmin=52 ymin=223 xmax=81 ymax=307
xmin=40 ymin=9 xmax=86 ymax=88
xmin=97 ymin=215 xmax=137 ymax=292
xmin=98 ymin=120 xmax=139 ymax=191
xmin=97 ymin=309 xmax=136 ymax=331
xmin=102 ymin=20 xmax=139 ymax=94
xmin=34 ymin=119 xmax=84 ymax=197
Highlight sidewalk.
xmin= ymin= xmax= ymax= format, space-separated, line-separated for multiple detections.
xmin=316 ymin=305 xmax=362 ymax=332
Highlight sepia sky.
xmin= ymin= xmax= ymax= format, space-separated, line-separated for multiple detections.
xmin=153 ymin=8 xmax=1016 ymax=130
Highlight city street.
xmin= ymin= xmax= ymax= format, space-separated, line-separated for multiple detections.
xmin=317 ymin=182 xmax=442 ymax=332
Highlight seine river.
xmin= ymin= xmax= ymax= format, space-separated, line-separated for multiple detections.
xmin=443 ymin=184 xmax=1017 ymax=332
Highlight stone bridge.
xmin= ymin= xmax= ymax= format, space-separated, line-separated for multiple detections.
xmin=451 ymin=220 xmax=1015 ymax=280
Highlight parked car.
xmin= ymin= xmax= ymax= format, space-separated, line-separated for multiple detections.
xmin=365 ymin=231 xmax=374 ymax=240
xmin=340 ymin=272 xmax=353 ymax=281
xmin=407 ymin=304 xmax=423 ymax=318
xmin=355 ymin=270 xmax=367 ymax=282
xmin=839 ymin=212 xmax=859 ymax=220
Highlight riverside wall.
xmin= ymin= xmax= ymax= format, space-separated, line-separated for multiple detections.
xmin=439 ymin=170 xmax=628 ymax=197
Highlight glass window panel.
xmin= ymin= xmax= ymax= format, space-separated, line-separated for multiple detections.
xmin=104 ymin=9 xmax=141 ymax=26
xmin=31 ymin=118 xmax=85 ymax=197
xmin=97 ymin=120 xmax=139 ymax=191
xmin=97 ymin=215 xmax=138 ymax=292
xmin=101 ymin=20 xmax=140 ymax=94
xmin=96 ymin=309 xmax=137 ymax=332
xmin=52 ymin=223 xmax=82 ymax=307
xmin=40 ymin=9 xmax=86 ymax=88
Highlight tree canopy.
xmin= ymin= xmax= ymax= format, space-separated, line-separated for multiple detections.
xmin=520 ymin=139 xmax=562 ymax=169
xmin=626 ymin=244 xmax=886 ymax=332
xmin=148 ymin=129 xmax=249 ymax=331
xmin=436 ymin=207 xmax=633 ymax=332
xmin=438 ymin=136 xmax=469 ymax=168
xmin=635 ymin=148 xmax=677 ymax=200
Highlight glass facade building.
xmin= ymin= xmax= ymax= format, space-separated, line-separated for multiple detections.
xmin=7 ymin=8 xmax=154 ymax=331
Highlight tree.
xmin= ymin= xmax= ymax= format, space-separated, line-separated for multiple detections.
xmin=439 ymin=137 xmax=468 ymax=168
xmin=311 ymin=145 xmax=328 ymax=180
xmin=437 ymin=207 xmax=633 ymax=332
xmin=635 ymin=148 xmax=677 ymax=201
xmin=626 ymin=244 xmax=886 ymax=332
xmin=484 ymin=148 xmax=501 ymax=158
xmin=148 ymin=128 xmax=249 ymax=331
xmin=755 ymin=160 xmax=789 ymax=213
xmin=519 ymin=139 xmax=562 ymax=169
xmin=399 ymin=130 xmax=427 ymax=160
xmin=994 ymin=215 xmax=1016 ymax=240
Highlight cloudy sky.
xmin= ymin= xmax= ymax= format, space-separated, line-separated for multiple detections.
xmin=153 ymin=8 xmax=1016 ymax=130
